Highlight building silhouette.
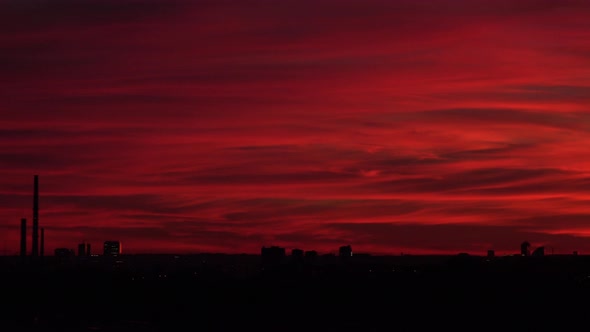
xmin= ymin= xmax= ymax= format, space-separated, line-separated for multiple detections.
xmin=103 ymin=241 xmax=121 ymax=256
xmin=77 ymin=242 xmax=91 ymax=256
xmin=339 ymin=245 xmax=353 ymax=257
xmin=532 ymin=246 xmax=545 ymax=257
xmin=78 ymin=243 xmax=87 ymax=256
xmin=304 ymin=250 xmax=318 ymax=258
xmin=521 ymin=241 xmax=531 ymax=256
xmin=291 ymin=248 xmax=304 ymax=257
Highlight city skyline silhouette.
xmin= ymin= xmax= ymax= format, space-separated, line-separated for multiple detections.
xmin=4 ymin=223 xmax=590 ymax=331
xmin=4 ymin=1 xmax=590 ymax=331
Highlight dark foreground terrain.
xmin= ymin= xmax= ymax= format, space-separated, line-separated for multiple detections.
xmin=3 ymin=254 xmax=590 ymax=331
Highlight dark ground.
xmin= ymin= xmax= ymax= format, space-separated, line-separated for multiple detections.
xmin=2 ymin=254 xmax=590 ymax=331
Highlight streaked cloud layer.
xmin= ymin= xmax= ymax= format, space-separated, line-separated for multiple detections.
xmin=2 ymin=0 xmax=590 ymax=255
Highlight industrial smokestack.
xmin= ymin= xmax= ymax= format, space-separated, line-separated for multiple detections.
xmin=32 ymin=175 xmax=39 ymax=257
xmin=20 ymin=218 xmax=26 ymax=257
xmin=40 ymin=228 xmax=44 ymax=257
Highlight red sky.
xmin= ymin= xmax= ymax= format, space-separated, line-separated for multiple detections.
xmin=2 ymin=0 xmax=590 ymax=256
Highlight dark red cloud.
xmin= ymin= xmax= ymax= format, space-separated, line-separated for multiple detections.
xmin=2 ymin=0 xmax=590 ymax=255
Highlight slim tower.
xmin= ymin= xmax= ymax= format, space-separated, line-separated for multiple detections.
xmin=78 ymin=243 xmax=86 ymax=256
xmin=32 ymin=175 xmax=39 ymax=257
xmin=20 ymin=218 xmax=26 ymax=257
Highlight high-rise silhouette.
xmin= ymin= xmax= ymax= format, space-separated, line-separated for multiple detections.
xmin=521 ymin=241 xmax=531 ymax=256
xmin=78 ymin=242 xmax=88 ymax=257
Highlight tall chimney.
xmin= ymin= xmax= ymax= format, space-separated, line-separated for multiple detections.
xmin=32 ymin=175 xmax=39 ymax=257
xmin=20 ymin=218 xmax=26 ymax=257
xmin=40 ymin=228 xmax=44 ymax=257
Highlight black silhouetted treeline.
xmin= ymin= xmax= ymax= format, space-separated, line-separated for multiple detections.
xmin=3 ymin=253 xmax=590 ymax=331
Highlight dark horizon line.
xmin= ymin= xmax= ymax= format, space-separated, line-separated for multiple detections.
xmin=0 ymin=252 xmax=584 ymax=258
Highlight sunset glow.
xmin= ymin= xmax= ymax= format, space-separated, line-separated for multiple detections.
xmin=2 ymin=0 xmax=590 ymax=255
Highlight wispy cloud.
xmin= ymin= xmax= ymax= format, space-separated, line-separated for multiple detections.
xmin=2 ymin=0 xmax=590 ymax=255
